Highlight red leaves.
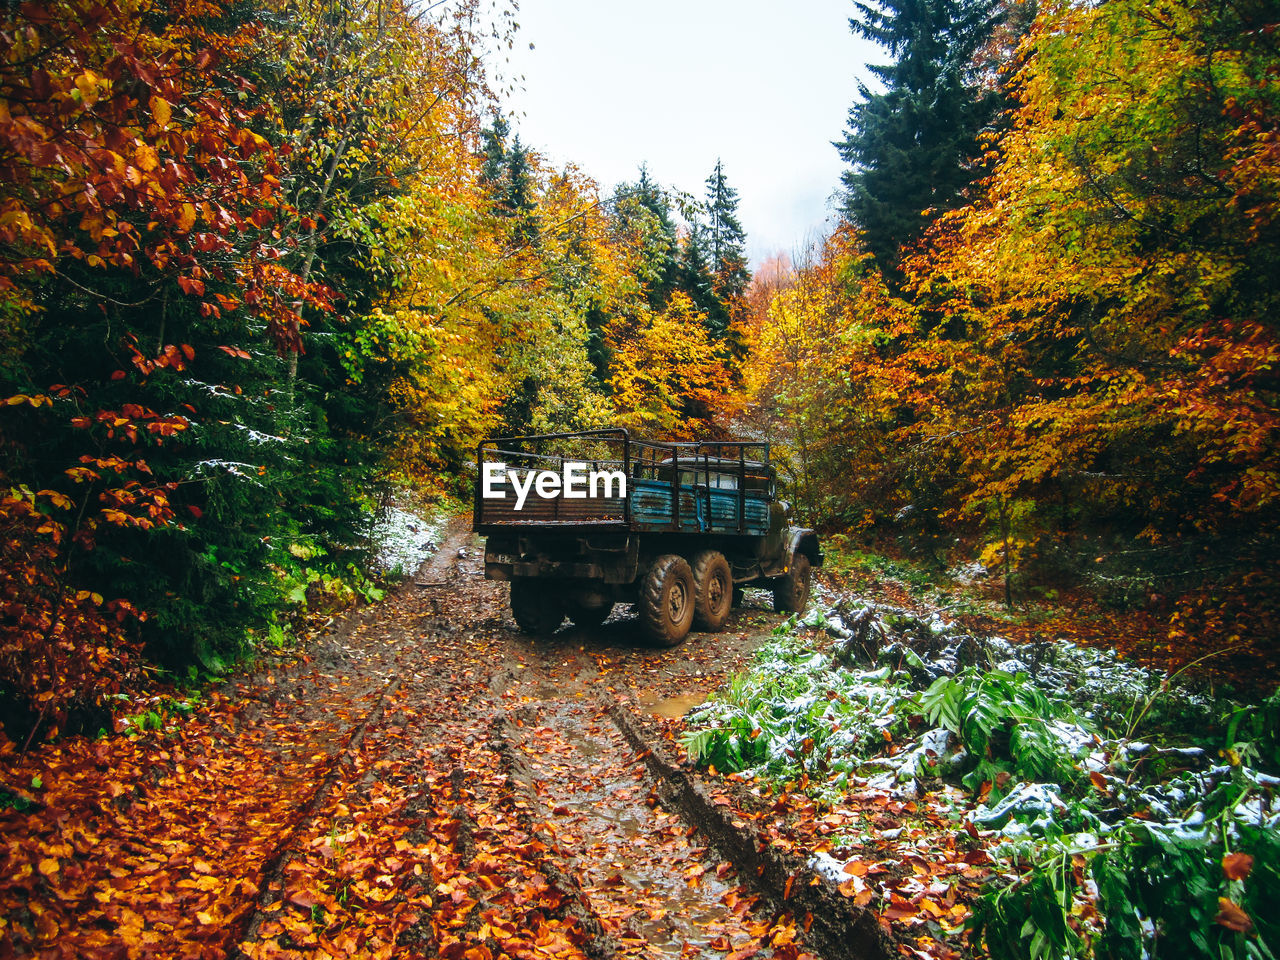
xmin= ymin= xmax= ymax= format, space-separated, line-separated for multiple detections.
xmin=177 ymin=274 xmax=205 ymax=296
xmin=0 ymin=378 xmax=197 ymax=732
xmin=0 ymin=481 xmax=150 ymax=729
xmin=0 ymin=0 xmax=325 ymax=380
xmin=0 ymin=689 xmax=328 ymax=958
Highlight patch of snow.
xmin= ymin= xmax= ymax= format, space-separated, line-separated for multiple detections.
xmin=950 ymin=561 xmax=988 ymax=585
xmin=231 ymin=423 xmax=288 ymax=445
xmin=368 ymin=504 xmax=445 ymax=577
xmin=808 ymin=851 xmax=850 ymax=885
xmin=191 ymin=459 xmax=265 ymax=482
xmin=975 ymin=782 xmax=1069 ymax=831
xmin=1046 ymin=719 xmax=1096 ymax=757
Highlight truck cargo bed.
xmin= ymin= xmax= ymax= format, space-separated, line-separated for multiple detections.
xmin=474 ymin=429 xmax=773 ymax=537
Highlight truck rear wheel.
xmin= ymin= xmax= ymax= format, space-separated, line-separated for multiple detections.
xmin=691 ymin=550 xmax=733 ymax=632
xmin=772 ymin=553 xmax=812 ymax=614
xmin=510 ymin=579 xmax=565 ymax=636
xmin=640 ymin=554 xmax=695 ymax=647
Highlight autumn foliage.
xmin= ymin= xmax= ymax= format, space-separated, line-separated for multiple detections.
xmin=0 ymin=0 xmax=748 ymax=737
xmin=0 ymin=0 xmax=304 ymax=735
xmin=746 ymin=0 xmax=1280 ymax=665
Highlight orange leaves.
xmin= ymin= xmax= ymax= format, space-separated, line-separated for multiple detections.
xmin=176 ymin=201 xmax=197 ymax=234
xmin=0 ymin=514 xmax=146 ymax=725
xmin=0 ymin=385 xmax=184 ymax=730
xmin=149 ymin=95 xmax=172 ymax=129
xmin=177 ymin=274 xmax=205 ymax=296
xmin=1 ymin=687 xmax=329 ymax=958
xmin=0 ymin=0 xmax=322 ymax=357
xmin=740 ymin=0 xmax=1280 ymax=680
xmin=1222 ymin=852 xmax=1254 ymax=882
xmin=1215 ymin=897 xmax=1254 ymax=933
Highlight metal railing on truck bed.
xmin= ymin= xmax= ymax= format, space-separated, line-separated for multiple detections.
xmin=474 ymin=429 xmax=773 ymax=536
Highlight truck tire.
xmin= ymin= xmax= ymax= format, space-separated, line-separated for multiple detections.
xmin=510 ymin=579 xmax=564 ymax=636
xmin=772 ymin=553 xmax=812 ymax=614
xmin=691 ymin=550 xmax=733 ymax=632
xmin=640 ymin=554 xmax=695 ymax=647
xmin=568 ymin=601 xmax=612 ymax=629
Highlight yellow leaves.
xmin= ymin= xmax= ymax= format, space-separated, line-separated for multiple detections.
xmin=0 ymin=207 xmax=34 ymax=233
xmin=176 ymin=203 xmax=196 ymax=233
xmin=5 ymin=393 xmax=51 ymax=407
xmin=134 ymin=144 xmax=159 ymax=173
xmin=73 ymin=71 xmax=100 ymax=105
xmin=607 ymin=294 xmax=736 ymax=439
xmin=36 ymin=490 xmax=73 ymax=510
xmin=149 ymin=96 xmax=171 ymax=128
xmin=37 ymin=857 xmax=59 ymax=877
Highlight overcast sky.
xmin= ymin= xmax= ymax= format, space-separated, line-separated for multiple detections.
xmin=490 ymin=0 xmax=882 ymax=267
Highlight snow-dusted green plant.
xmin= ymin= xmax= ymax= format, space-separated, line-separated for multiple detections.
xmin=916 ymin=668 xmax=1090 ymax=789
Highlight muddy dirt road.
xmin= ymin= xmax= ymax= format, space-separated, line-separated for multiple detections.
xmin=2 ymin=516 xmax=891 ymax=959
xmin=228 ymin=516 xmax=854 ymax=960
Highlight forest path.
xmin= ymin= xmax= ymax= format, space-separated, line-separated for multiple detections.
xmin=231 ymin=522 xmax=829 ymax=960
xmin=3 ymin=516 xmax=890 ymax=959
xmin=231 ymin=515 xmax=823 ymax=958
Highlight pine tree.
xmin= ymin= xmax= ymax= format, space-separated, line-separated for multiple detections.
xmin=705 ymin=161 xmax=746 ymax=272
xmin=480 ymin=115 xmax=510 ymax=185
xmin=614 ymin=165 xmax=680 ymax=309
xmin=702 ymin=161 xmax=750 ymax=348
xmin=677 ymin=220 xmax=729 ymax=335
xmin=836 ymin=0 xmax=1003 ymax=276
xmin=503 ymin=136 xmax=539 ymax=245
xmin=478 ymin=117 xmax=539 ymax=245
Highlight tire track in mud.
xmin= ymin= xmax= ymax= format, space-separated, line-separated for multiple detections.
xmin=497 ymin=703 xmax=764 ymax=959
xmin=234 ymin=676 xmax=403 ymax=953
xmin=606 ymin=706 xmax=890 ymax=960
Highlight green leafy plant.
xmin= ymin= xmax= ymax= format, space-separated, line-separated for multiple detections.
xmin=917 ymin=668 xmax=1089 ymax=788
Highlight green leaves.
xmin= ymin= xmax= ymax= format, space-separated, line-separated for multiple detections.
xmin=678 ymin=630 xmax=914 ymax=787
xmin=918 ymin=668 xmax=1088 ymax=786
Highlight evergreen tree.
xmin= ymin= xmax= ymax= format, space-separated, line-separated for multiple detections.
xmin=836 ymin=0 xmax=1003 ymax=275
xmin=704 ymin=160 xmax=750 ymax=343
xmin=677 ymin=220 xmax=729 ymax=335
xmin=704 ymin=160 xmax=747 ymax=281
xmin=480 ymin=114 xmax=510 ymax=184
xmin=503 ymin=136 xmax=539 ymax=245
xmin=614 ymin=165 xmax=680 ymax=309
xmin=478 ymin=118 xmax=539 ymax=244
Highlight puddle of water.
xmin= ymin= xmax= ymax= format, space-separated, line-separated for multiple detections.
xmin=637 ymin=691 xmax=706 ymax=719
